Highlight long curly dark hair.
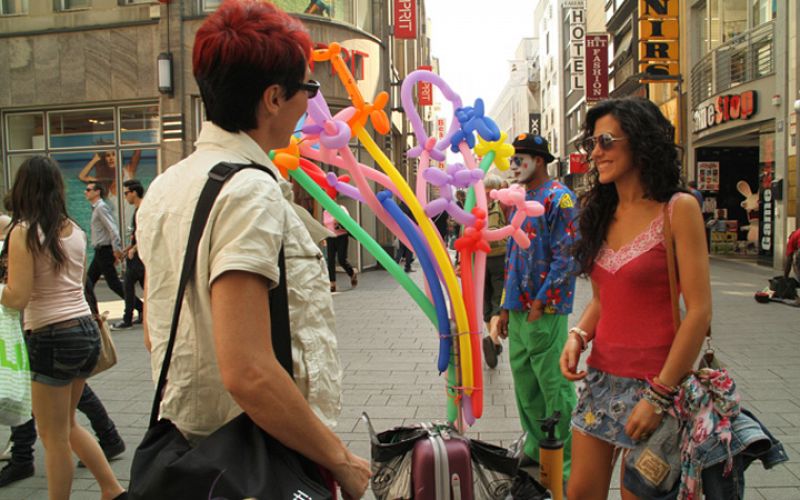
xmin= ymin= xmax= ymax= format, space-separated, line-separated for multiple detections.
xmin=573 ymin=97 xmax=685 ymax=275
xmin=8 ymin=156 xmax=71 ymax=270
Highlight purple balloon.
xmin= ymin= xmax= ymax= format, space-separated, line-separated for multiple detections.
xmin=401 ymin=70 xmax=463 ymax=161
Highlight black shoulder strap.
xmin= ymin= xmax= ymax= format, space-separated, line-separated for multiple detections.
xmin=148 ymin=161 xmax=293 ymax=428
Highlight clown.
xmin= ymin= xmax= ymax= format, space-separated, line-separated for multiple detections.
xmin=498 ymin=133 xmax=579 ymax=476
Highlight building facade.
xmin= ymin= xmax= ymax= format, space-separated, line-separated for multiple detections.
xmin=685 ymin=0 xmax=794 ymax=268
xmin=0 ymin=0 xmax=432 ymax=270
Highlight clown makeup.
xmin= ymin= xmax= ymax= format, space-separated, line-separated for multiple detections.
xmin=509 ymin=153 xmax=538 ymax=183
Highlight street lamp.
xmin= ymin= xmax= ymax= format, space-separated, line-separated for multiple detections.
xmin=158 ymin=52 xmax=173 ymax=96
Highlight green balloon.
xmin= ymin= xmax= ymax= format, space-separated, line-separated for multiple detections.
xmin=289 ymin=168 xmax=438 ymax=327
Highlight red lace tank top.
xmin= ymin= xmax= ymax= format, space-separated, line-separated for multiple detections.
xmin=587 ymin=193 xmax=688 ymax=379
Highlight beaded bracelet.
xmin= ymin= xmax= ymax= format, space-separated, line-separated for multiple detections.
xmin=642 ymin=387 xmax=672 ymax=415
xmin=568 ymin=326 xmax=590 ymax=352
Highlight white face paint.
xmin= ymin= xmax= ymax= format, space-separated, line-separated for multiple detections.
xmin=509 ymin=153 xmax=538 ymax=183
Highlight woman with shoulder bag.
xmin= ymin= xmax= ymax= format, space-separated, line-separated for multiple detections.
xmin=1 ymin=156 xmax=126 ymax=500
xmin=559 ymin=98 xmax=712 ymax=500
xmin=134 ymin=1 xmax=370 ymax=499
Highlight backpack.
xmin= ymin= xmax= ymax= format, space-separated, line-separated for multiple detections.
xmin=487 ymin=201 xmax=509 ymax=257
xmin=769 ymin=276 xmax=799 ymax=300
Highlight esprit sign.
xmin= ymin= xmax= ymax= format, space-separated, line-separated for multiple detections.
xmin=692 ymin=91 xmax=758 ymax=132
xmin=418 ymin=65 xmax=433 ymax=106
xmin=311 ymin=43 xmax=370 ymax=81
xmin=638 ymin=0 xmax=680 ymax=78
xmin=394 ymin=0 xmax=416 ymax=39
xmin=585 ymin=34 xmax=608 ymax=102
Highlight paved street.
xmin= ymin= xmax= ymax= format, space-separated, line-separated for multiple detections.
xmin=0 ymin=257 xmax=798 ymax=499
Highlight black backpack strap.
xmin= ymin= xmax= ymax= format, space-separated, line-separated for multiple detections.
xmin=148 ymin=161 xmax=293 ymax=427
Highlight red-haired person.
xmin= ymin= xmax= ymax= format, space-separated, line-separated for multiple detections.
xmin=136 ymin=1 xmax=370 ymax=498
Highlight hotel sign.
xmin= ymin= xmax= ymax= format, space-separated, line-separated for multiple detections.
xmin=638 ymin=0 xmax=679 ymax=78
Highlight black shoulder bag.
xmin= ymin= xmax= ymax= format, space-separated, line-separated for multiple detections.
xmin=128 ymin=162 xmax=332 ymax=500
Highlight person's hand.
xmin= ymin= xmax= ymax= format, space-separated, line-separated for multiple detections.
xmin=127 ymin=248 xmax=136 ymax=260
xmin=332 ymin=450 xmax=371 ymax=500
xmin=559 ymin=335 xmax=587 ymax=381
xmin=497 ymin=309 xmax=509 ymax=339
xmin=526 ymin=300 xmax=544 ymax=323
xmin=624 ymin=399 xmax=664 ymax=441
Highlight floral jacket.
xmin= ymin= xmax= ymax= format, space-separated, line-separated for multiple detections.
xmin=502 ymin=179 xmax=578 ymax=315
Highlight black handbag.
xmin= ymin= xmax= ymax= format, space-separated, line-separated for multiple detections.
xmin=128 ymin=162 xmax=332 ymax=500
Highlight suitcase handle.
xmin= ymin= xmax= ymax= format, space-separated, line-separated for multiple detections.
xmin=452 ymin=473 xmax=462 ymax=500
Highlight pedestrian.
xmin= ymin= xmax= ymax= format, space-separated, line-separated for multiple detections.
xmin=561 ymin=97 xmax=711 ymax=498
xmin=135 ymin=1 xmax=370 ymax=498
xmin=0 ymin=156 xmax=126 ymax=499
xmin=497 ymin=134 xmax=579 ymax=475
xmin=481 ymin=173 xmax=507 ymax=369
xmin=111 ymin=179 xmax=145 ymax=330
xmin=782 ymin=227 xmax=800 ymax=283
xmin=0 ymin=384 xmax=126 ymax=487
xmin=83 ymin=181 xmax=126 ymax=315
xmin=395 ymin=200 xmax=415 ymax=272
xmin=687 ymin=180 xmax=704 ymax=208
xmin=323 ymin=198 xmax=357 ymax=293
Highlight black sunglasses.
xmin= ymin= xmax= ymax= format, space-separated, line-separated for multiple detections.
xmin=288 ymin=79 xmax=320 ymax=99
xmin=85 ymin=187 xmax=97 ymax=192
xmin=579 ymin=133 xmax=627 ymax=153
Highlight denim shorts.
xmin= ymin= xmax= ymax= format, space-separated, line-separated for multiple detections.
xmin=571 ymin=367 xmax=647 ymax=449
xmin=24 ymin=315 xmax=100 ymax=387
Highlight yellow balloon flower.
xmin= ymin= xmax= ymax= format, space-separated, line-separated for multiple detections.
xmin=474 ymin=132 xmax=515 ymax=171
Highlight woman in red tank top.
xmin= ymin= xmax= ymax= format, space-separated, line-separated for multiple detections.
xmin=559 ymin=98 xmax=711 ymax=499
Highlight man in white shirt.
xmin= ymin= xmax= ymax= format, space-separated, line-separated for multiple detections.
xmin=83 ymin=181 xmax=125 ymax=314
xmin=135 ymin=1 xmax=369 ymax=498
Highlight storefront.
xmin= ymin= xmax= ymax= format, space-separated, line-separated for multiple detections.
xmin=2 ymin=104 xmax=161 ymax=260
xmin=691 ymin=87 xmax=777 ymax=264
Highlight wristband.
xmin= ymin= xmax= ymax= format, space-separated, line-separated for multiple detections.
xmin=568 ymin=326 xmax=590 ymax=352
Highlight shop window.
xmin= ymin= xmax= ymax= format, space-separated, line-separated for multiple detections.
xmin=119 ymin=105 xmax=159 ymax=145
xmin=54 ymin=0 xmax=91 ymax=11
xmin=6 ymin=113 xmax=44 ymax=151
xmin=7 ymin=154 xmax=36 ymax=190
xmin=751 ymin=0 xmax=776 ymax=26
xmin=722 ymin=0 xmax=747 ymax=42
xmin=201 ymin=0 xmax=220 ymax=12
xmin=48 ymin=109 xmax=115 ymax=149
xmin=0 ymin=0 xmax=28 ymax=15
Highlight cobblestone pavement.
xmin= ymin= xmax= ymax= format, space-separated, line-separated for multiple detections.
xmin=0 ymin=257 xmax=797 ymax=499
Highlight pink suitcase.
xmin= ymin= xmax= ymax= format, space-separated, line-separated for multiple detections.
xmin=412 ymin=425 xmax=473 ymax=500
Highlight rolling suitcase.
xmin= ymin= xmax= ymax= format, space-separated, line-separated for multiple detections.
xmin=412 ymin=424 xmax=474 ymax=500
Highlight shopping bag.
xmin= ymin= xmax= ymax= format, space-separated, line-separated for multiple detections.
xmin=0 ymin=305 xmax=31 ymax=426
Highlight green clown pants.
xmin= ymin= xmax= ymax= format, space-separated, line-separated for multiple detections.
xmin=508 ymin=311 xmax=576 ymax=479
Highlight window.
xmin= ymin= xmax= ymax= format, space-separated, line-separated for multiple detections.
xmin=0 ymin=0 xmax=28 ymax=15
xmin=54 ymin=0 xmax=90 ymax=11
xmin=723 ymin=0 xmax=747 ymax=42
xmin=119 ymin=105 xmax=159 ymax=144
xmin=751 ymin=0 xmax=776 ymax=26
xmin=48 ymin=109 xmax=115 ymax=149
xmin=201 ymin=0 xmax=220 ymax=12
xmin=118 ymin=0 xmax=155 ymax=4
xmin=6 ymin=113 xmax=44 ymax=151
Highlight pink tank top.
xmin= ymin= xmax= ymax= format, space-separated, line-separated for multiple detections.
xmin=24 ymin=221 xmax=92 ymax=331
xmin=587 ymin=194 xmax=687 ymax=379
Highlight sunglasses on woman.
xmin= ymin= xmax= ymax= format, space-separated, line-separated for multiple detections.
xmin=579 ymin=133 xmax=627 ymax=154
xmin=288 ymin=79 xmax=320 ymax=99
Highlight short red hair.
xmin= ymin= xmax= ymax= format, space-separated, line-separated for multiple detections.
xmin=193 ymin=0 xmax=312 ymax=132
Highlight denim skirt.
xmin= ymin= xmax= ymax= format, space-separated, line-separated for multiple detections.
xmin=24 ymin=315 xmax=100 ymax=387
xmin=571 ymin=367 xmax=647 ymax=449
